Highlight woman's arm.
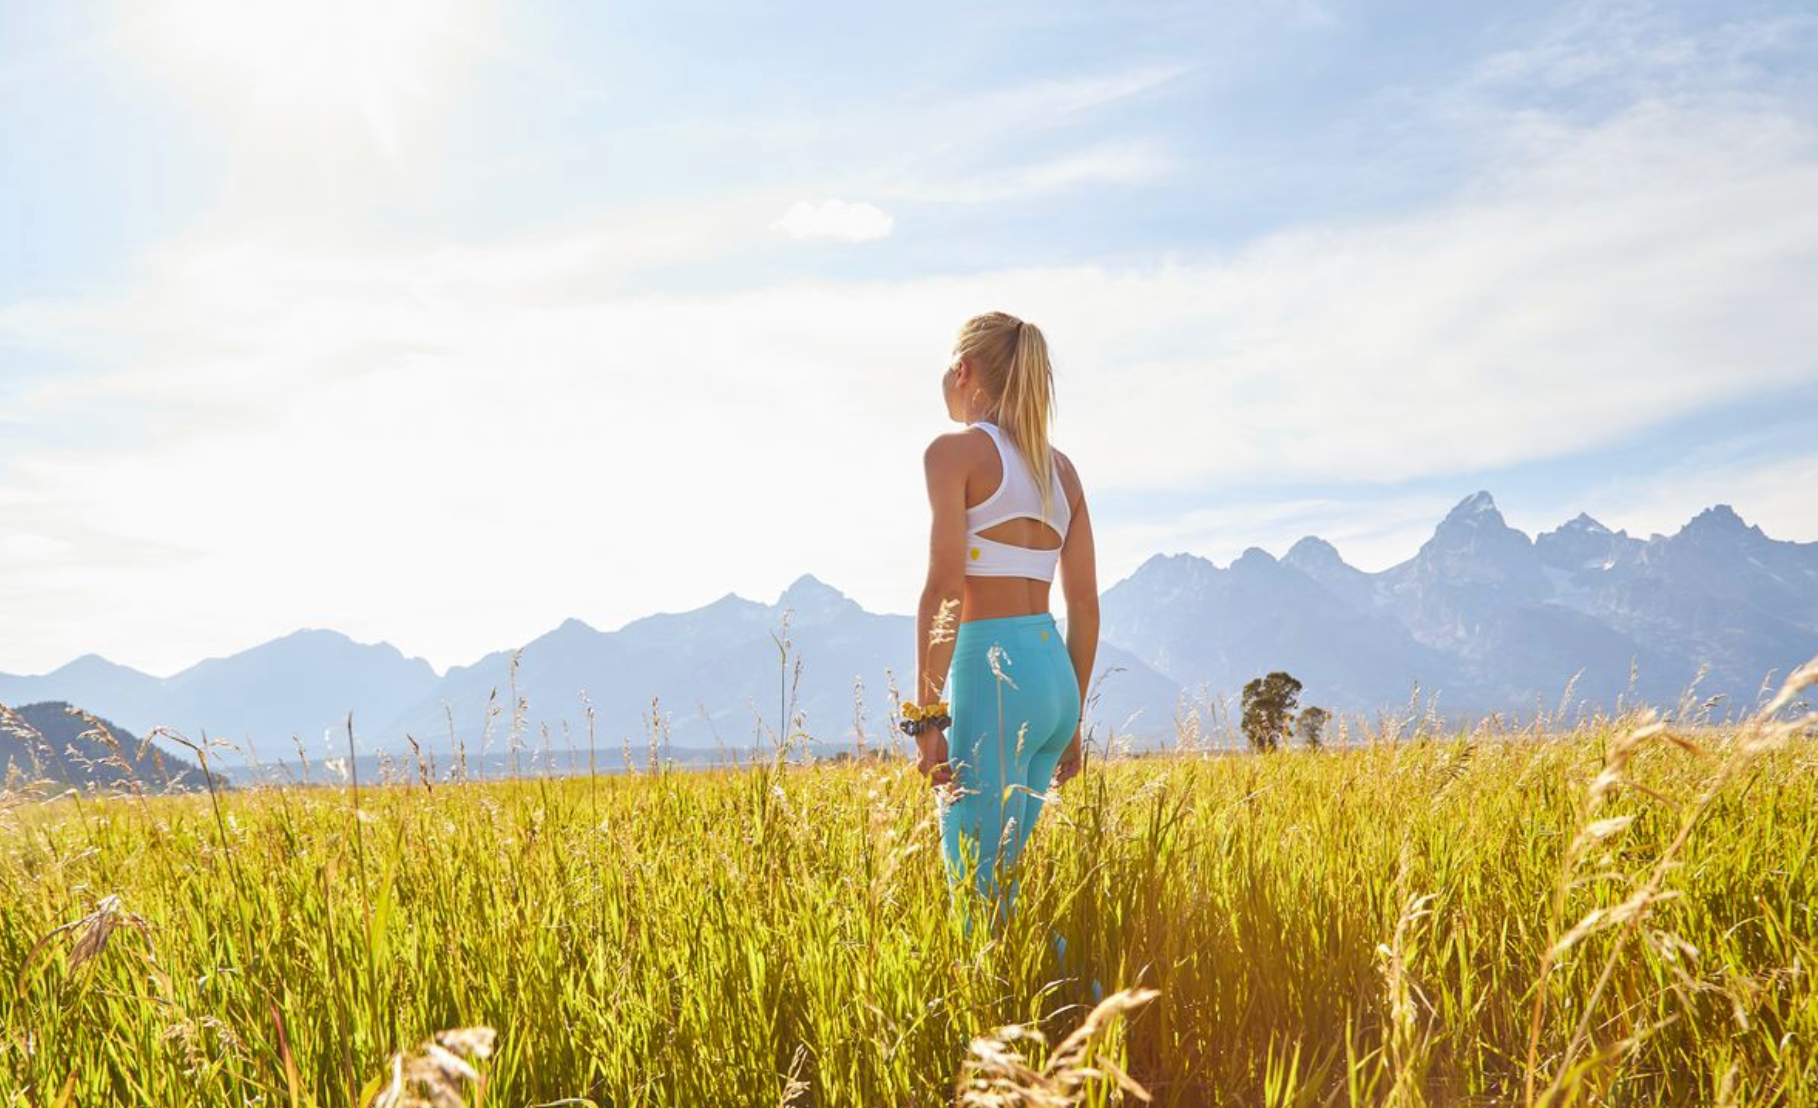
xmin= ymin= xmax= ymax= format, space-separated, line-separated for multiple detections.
xmin=1055 ymin=457 xmax=1098 ymax=785
xmin=914 ymin=434 xmax=969 ymax=785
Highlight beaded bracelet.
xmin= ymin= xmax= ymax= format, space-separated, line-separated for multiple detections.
xmin=900 ymin=713 xmax=951 ymax=737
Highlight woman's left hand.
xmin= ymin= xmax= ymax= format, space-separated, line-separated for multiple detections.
xmin=916 ymin=729 xmax=952 ymax=787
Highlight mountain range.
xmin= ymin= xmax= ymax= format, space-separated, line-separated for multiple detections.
xmin=1104 ymin=493 xmax=1816 ymax=721
xmin=4 ymin=492 xmax=1813 ymax=769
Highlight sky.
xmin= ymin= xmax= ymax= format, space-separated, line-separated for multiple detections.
xmin=2 ymin=0 xmax=1816 ymax=677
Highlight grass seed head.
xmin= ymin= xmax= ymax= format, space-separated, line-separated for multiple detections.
xmin=957 ymin=987 xmax=1158 ymax=1107
xmin=369 ymin=1026 xmax=496 ymax=1108
xmin=22 ymin=893 xmax=152 ymax=982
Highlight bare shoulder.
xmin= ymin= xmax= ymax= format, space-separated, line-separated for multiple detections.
xmin=923 ymin=427 xmax=990 ymax=472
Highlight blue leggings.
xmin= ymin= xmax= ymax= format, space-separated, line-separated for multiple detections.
xmin=940 ymin=613 xmax=1081 ymax=921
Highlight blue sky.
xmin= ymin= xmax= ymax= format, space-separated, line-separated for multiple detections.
xmin=2 ymin=0 xmax=1816 ymax=675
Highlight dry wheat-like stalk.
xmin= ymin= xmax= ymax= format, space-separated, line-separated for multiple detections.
xmin=956 ymin=987 xmax=1158 ymax=1107
xmin=775 ymin=1043 xmax=811 ymax=1108
xmin=405 ymin=733 xmax=434 ymax=793
xmin=1524 ymin=653 xmax=1818 ymax=1106
xmin=1377 ymin=877 xmax=1438 ymax=1108
xmin=0 ymin=702 xmax=59 ymax=786
xmin=367 ymin=1026 xmax=497 ymax=1108
xmin=21 ymin=893 xmax=152 ymax=982
xmin=930 ymin=596 xmax=961 ymax=648
xmin=68 ymin=707 xmax=143 ymax=791
xmin=160 ymin=1009 xmax=245 ymax=1076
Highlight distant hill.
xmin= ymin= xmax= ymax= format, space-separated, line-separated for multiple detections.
xmin=0 ymin=702 xmax=210 ymax=791
xmin=0 ymin=656 xmax=163 ymax=725
xmin=155 ymin=629 xmax=439 ymax=754
xmin=1101 ymin=547 xmax=1457 ymax=714
xmin=0 ymin=581 xmax=1178 ymax=769
xmin=0 ymin=630 xmax=441 ymax=763
xmin=378 ymin=574 xmax=1179 ymax=766
xmin=3 ymin=493 xmax=1813 ymax=764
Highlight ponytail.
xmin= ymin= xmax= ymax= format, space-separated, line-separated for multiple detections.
xmin=953 ymin=312 xmax=1058 ymax=519
xmin=1001 ymin=321 xmax=1056 ymax=519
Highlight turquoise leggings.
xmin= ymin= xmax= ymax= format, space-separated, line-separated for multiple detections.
xmin=940 ymin=613 xmax=1081 ymax=920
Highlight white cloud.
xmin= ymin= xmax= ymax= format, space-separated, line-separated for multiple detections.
xmin=879 ymin=142 xmax=1173 ymax=204
xmin=1099 ymin=494 xmax=1460 ymax=575
xmin=906 ymin=64 xmax=1192 ymax=150
xmin=3 ymin=98 xmax=1816 ymax=674
xmin=0 ymin=534 xmax=68 ymax=563
xmin=770 ymin=199 xmax=894 ymax=242
xmin=1467 ymin=2 xmax=1818 ymax=101
xmin=751 ymin=65 xmax=1189 ymax=211
xmin=1573 ymin=445 xmax=1818 ymax=545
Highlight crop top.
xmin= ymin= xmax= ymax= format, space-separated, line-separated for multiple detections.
xmin=963 ymin=420 xmax=1071 ymax=582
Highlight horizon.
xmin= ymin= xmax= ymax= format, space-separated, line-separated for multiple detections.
xmin=9 ymin=488 xmax=1802 ymax=681
xmin=4 ymin=1 xmax=1816 ymax=676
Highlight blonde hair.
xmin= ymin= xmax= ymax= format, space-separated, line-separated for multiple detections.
xmin=955 ymin=311 xmax=1057 ymax=519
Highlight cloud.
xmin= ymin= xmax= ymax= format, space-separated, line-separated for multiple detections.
xmin=770 ymin=199 xmax=894 ymax=242
xmin=3 ymin=92 xmax=1817 ymax=674
xmin=1575 ymin=442 xmax=1818 ymax=545
xmin=755 ymin=64 xmax=1189 ymax=212
xmin=1467 ymin=2 xmax=1818 ymax=104
xmin=1099 ymin=493 xmax=1462 ymax=575
xmin=879 ymin=142 xmax=1173 ymax=204
xmin=906 ymin=64 xmax=1193 ymax=151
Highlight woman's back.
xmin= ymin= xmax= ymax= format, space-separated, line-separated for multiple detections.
xmin=955 ymin=420 xmax=1086 ymax=621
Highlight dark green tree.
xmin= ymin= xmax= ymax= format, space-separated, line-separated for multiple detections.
xmin=1297 ymin=706 xmax=1331 ymax=750
xmin=1240 ymin=671 xmax=1302 ymax=752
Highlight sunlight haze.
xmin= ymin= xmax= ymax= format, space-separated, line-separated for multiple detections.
xmin=3 ymin=0 xmax=1815 ymax=676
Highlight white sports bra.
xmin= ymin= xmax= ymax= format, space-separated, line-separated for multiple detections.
xmin=964 ymin=420 xmax=1071 ymax=582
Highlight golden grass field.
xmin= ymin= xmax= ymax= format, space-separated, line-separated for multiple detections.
xmin=1 ymin=661 xmax=1815 ymax=1107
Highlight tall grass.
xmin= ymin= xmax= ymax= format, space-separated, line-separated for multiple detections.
xmin=0 ymin=661 xmax=1814 ymax=1106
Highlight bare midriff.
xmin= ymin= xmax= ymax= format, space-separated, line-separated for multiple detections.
xmin=960 ymin=516 xmax=1061 ymax=620
xmin=961 ymin=576 xmax=1054 ymax=621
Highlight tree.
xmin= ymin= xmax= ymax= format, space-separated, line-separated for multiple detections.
xmin=1297 ymin=706 xmax=1331 ymax=750
xmin=1240 ymin=671 xmax=1302 ymax=752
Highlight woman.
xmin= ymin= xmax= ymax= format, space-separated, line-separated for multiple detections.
xmin=906 ymin=310 xmax=1099 ymax=922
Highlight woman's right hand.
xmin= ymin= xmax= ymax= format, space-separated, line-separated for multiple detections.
xmin=1055 ymin=731 xmax=1084 ymax=786
xmin=916 ymin=728 xmax=952 ymax=787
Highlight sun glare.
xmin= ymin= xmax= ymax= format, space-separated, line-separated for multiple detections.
xmin=133 ymin=0 xmax=475 ymax=156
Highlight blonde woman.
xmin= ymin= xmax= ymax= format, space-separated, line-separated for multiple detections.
xmin=906 ymin=311 xmax=1099 ymax=921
